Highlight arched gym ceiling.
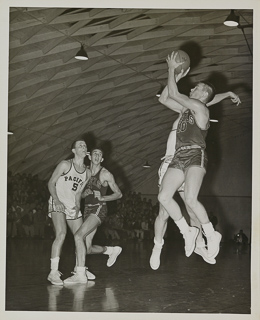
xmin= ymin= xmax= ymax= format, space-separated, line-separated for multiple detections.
xmin=8 ymin=7 xmax=253 ymax=190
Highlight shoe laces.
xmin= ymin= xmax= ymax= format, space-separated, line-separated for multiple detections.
xmin=71 ymin=267 xmax=87 ymax=275
xmin=52 ymin=270 xmax=63 ymax=277
xmin=207 ymin=232 xmax=216 ymax=242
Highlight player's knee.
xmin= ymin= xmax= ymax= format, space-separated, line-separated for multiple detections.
xmin=74 ymin=230 xmax=84 ymax=243
xmin=158 ymin=208 xmax=169 ymax=221
xmin=158 ymin=191 xmax=169 ymax=206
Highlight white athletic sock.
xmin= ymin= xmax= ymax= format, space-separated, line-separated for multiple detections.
xmin=76 ymin=266 xmax=86 ymax=274
xmin=175 ymin=217 xmax=189 ymax=234
xmin=202 ymin=222 xmax=215 ymax=237
xmin=50 ymin=257 xmax=60 ymax=271
xmin=154 ymin=238 xmax=164 ymax=249
xmin=104 ymin=246 xmax=113 ymax=255
xmin=74 ymin=252 xmax=77 ymax=271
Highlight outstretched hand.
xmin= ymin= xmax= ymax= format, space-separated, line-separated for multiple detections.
xmin=229 ymin=92 xmax=241 ymax=106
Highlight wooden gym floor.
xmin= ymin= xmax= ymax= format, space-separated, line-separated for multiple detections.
xmin=5 ymin=232 xmax=251 ymax=315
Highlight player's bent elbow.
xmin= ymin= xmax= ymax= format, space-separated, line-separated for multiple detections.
xmin=158 ymin=95 xmax=167 ymax=105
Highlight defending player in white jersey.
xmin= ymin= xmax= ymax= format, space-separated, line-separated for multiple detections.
xmin=47 ymin=139 xmax=91 ymax=285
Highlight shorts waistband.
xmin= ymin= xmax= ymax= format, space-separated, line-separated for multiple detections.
xmin=176 ymin=145 xmax=202 ymax=152
xmin=86 ymin=203 xmax=105 ymax=207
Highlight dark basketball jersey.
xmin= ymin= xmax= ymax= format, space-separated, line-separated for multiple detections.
xmin=85 ymin=167 xmax=108 ymax=205
xmin=176 ymin=109 xmax=209 ymax=150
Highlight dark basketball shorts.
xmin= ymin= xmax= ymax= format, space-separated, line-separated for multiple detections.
xmin=168 ymin=148 xmax=208 ymax=173
xmin=83 ymin=203 xmax=107 ymax=224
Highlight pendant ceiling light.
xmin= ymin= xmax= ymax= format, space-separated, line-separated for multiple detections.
xmin=224 ymin=10 xmax=240 ymax=27
xmin=75 ymin=45 xmax=88 ymax=60
xmin=143 ymin=161 xmax=151 ymax=168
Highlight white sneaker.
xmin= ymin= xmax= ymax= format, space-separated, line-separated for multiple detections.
xmin=194 ymin=246 xmax=216 ymax=264
xmin=206 ymin=231 xmax=222 ymax=259
xmin=64 ymin=272 xmax=88 ymax=284
xmin=107 ymin=246 xmax=122 ymax=267
xmin=86 ymin=268 xmax=96 ymax=280
xmin=47 ymin=270 xmax=63 ymax=286
xmin=72 ymin=268 xmax=96 ymax=280
xmin=183 ymin=227 xmax=199 ymax=257
xmin=149 ymin=246 xmax=162 ymax=270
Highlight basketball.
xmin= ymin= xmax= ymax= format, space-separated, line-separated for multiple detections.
xmin=174 ymin=50 xmax=190 ymax=74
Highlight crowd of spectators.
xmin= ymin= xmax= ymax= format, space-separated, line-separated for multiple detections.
xmin=6 ymin=171 xmax=54 ymax=239
xmin=102 ymin=192 xmax=158 ymax=242
xmin=6 ymin=171 xmax=158 ymax=242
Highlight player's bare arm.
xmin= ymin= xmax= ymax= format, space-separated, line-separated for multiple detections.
xmin=207 ymin=92 xmax=241 ymax=107
xmin=158 ymin=62 xmax=190 ymax=113
xmin=48 ymin=160 xmax=70 ymax=210
xmin=159 ymin=85 xmax=185 ymax=114
xmin=94 ymin=170 xmax=122 ymax=202
xmin=74 ymin=168 xmax=91 ymax=216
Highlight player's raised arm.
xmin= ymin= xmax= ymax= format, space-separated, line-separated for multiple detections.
xmin=158 ymin=85 xmax=185 ymax=113
xmin=207 ymin=92 xmax=241 ymax=107
xmin=167 ymin=52 xmax=208 ymax=118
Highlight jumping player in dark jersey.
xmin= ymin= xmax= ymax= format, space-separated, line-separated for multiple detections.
xmin=158 ymin=51 xmax=223 ymax=261
xmin=64 ymin=148 xmax=122 ymax=284
xmin=150 ymin=86 xmax=241 ymax=270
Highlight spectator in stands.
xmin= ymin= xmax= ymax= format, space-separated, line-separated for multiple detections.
xmin=21 ymin=206 xmax=34 ymax=238
xmin=33 ymin=205 xmax=47 ymax=239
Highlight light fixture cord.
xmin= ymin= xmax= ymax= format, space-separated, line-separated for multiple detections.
xmin=240 ymin=27 xmax=253 ymax=57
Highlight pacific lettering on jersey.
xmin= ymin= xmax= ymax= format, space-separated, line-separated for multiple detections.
xmin=64 ymin=176 xmax=83 ymax=185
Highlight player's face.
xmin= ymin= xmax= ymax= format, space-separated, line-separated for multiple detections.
xmin=74 ymin=141 xmax=88 ymax=158
xmin=91 ymin=149 xmax=103 ymax=164
xmin=189 ymin=83 xmax=205 ymax=99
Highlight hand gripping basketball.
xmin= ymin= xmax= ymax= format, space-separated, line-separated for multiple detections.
xmin=167 ymin=50 xmax=190 ymax=76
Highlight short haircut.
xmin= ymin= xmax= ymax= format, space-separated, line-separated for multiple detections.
xmin=71 ymin=139 xmax=86 ymax=150
xmin=201 ymin=81 xmax=216 ymax=103
xmin=90 ymin=147 xmax=104 ymax=156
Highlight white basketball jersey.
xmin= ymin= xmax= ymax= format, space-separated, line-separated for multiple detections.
xmin=55 ymin=159 xmax=87 ymax=210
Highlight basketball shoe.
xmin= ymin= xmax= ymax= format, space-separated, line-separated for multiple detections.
xmin=72 ymin=267 xmax=96 ymax=280
xmin=183 ymin=227 xmax=199 ymax=257
xmin=194 ymin=245 xmax=216 ymax=264
xmin=149 ymin=238 xmax=164 ymax=270
xmin=206 ymin=231 xmax=222 ymax=259
xmin=64 ymin=270 xmax=88 ymax=285
xmin=107 ymin=246 xmax=122 ymax=267
xmin=47 ymin=270 xmax=63 ymax=286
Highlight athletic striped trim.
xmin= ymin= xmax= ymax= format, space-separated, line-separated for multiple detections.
xmin=200 ymin=149 xmax=205 ymax=167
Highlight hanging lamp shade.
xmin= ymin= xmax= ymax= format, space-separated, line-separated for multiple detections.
xmin=75 ymin=45 xmax=88 ymax=60
xmin=224 ymin=10 xmax=240 ymax=27
xmin=143 ymin=161 xmax=151 ymax=168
